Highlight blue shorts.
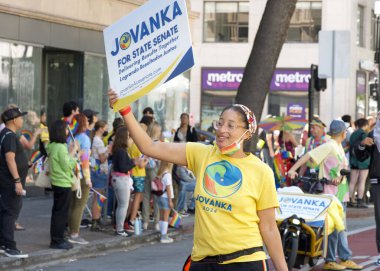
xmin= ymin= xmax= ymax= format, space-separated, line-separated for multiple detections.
xmin=132 ymin=176 xmax=145 ymax=193
xmin=156 ymin=195 xmax=170 ymax=210
xmin=91 ymin=171 xmax=108 ymax=189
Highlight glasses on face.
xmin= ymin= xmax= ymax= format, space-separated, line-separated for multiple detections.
xmin=213 ymin=120 xmax=246 ymax=132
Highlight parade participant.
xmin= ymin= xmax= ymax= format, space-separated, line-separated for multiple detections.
xmin=68 ymin=114 xmax=92 ymax=245
xmin=353 ymin=112 xmax=380 ymax=265
xmin=47 ymin=120 xmax=78 ymax=250
xmin=174 ymin=113 xmax=198 ymax=143
xmin=288 ymin=120 xmax=363 ymax=270
xmin=0 ymin=107 xmax=29 ymax=258
xmin=109 ymin=90 xmax=287 ymax=271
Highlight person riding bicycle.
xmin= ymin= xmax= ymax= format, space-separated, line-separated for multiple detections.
xmin=288 ymin=120 xmax=363 ymax=271
xmin=109 ymin=90 xmax=288 ymax=271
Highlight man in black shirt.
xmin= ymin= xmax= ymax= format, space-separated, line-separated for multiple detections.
xmin=0 ymin=107 xmax=29 ymax=258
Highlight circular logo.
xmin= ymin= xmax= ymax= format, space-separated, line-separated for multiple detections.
xmin=203 ymin=161 xmax=242 ymax=198
xmin=119 ymin=32 xmax=131 ymax=50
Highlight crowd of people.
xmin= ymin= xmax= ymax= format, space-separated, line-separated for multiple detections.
xmin=1 ymin=95 xmax=380 ymax=270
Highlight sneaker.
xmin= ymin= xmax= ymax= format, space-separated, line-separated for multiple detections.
xmin=50 ymin=241 xmax=73 ymax=250
xmin=356 ymin=202 xmax=368 ymax=208
xmin=124 ymin=222 xmax=134 ymax=233
xmin=323 ymin=261 xmax=346 ymax=270
xmin=339 ymin=260 xmax=363 ymax=270
xmin=4 ymin=248 xmax=29 ymax=258
xmin=160 ymin=235 xmax=174 ymax=244
xmin=116 ymin=230 xmax=130 ymax=237
xmin=375 ymin=257 xmax=380 ymax=266
xmin=68 ymin=236 xmax=89 ymax=245
xmin=0 ymin=245 xmax=5 ymax=254
xmin=143 ymin=222 xmax=149 ymax=230
xmin=155 ymin=223 xmax=160 ymax=232
xmin=179 ymin=211 xmax=190 ymax=217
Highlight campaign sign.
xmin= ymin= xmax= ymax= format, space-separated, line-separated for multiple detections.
xmin=103 ymin=0 xmax=194 ymax=111
xmin=276 ymin=192 xmax=332 ymax=221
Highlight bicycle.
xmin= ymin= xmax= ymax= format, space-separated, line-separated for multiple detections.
xmin=277 ymin=169 xmax=350 ymax=270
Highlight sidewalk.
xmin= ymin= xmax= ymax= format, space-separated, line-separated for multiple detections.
xmin=0 ymin=194 xmax=194 ymax=271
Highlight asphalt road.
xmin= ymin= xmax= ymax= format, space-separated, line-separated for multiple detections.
xmin=39 ymin=214 xmax=377 ymax=271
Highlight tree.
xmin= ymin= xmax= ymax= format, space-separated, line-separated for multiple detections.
xmin=235 ymin=0 xmax=297 ymax=152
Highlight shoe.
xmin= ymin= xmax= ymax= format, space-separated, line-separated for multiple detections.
xmin=15 ymin=223 xmax=25 ymax=231
xmin=155 ymin=223 xmax=160 ymax=232
xmin=50 ymin=241 xmax=73 ymax=250
xmin=179 ymin=211 xmax=190 ymax=217
xmin=90 ymin=219 xmax=104 ymax=232
xmin=116 ymin=230 xmax=130 ymax=237
xmin=124 ymin=222 xmax=134 ymax=233
xmin=187 ymin=208 xmax=195 ymax=214
xmin=143 ymin=222 xmax=148 ymax=230
xmin=80 ymin=219 xmax=91 ymax=228
xmin=160 ymin=235 xmax=174 ymax=244
xmin=4 ymin=248 xmax=29 ymax=258
xmin=323 ymin=261 xmax=346 ymax=270
xmin=339 ymin=260 xmax=363 ymax=270
xmin=347 ymin=201 xmax=356 ymax=208
xmin=0 ymin=245 xmax=5 ymax=254
xmin=68 ymin=236 xmax=89 ymax=245
xmin=375 ymin=257 xmax=380 ymax=266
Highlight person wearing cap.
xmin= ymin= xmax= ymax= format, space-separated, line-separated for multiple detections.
xmin=288 ymin=120 xmax=362 ymax=270
xmin=110 ymin=89 xmax=287 ymax=271
xmin=82 ymin=109 xmax=99 ymax=137
xmin=299 ymin=117 xmax=329 ymax=177
xmin=0 ymin=107 xmax=29 ymax=258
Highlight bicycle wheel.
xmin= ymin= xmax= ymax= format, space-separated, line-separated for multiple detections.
xmin=282 ymin=232 xmax=299 ymax=271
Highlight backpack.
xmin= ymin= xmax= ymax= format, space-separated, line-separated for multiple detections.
xmin=151 ymin=173 xmax=168 ymax=196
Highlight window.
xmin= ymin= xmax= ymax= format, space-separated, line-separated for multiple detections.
xmin=203 ymin=2 xmax=249 ymax=42
xmin=357 ymin=5 xmax=364 ymax=47
xmin=286 ymin=1 xmax=322 ymax=43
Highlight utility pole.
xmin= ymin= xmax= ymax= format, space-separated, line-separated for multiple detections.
xmin=308 ymin=64 xmax=317 ymax=136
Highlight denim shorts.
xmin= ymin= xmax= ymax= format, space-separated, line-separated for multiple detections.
xmin=91 ymin=171 xmax=108 ymax=189
xmin=156 ymin=195 xmax=170 ymax=210
xmin=132 ymin=176 xmax=145 ymax=193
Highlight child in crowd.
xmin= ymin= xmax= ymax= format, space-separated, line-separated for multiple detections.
xmin=155 ymin=160 xmax=174 ymax=244
xmin=111 ymin=127 xmax=135 ymax=236
xmin=47 ymin=120 xmax=78 ymax=250
xmin=127 ymin=134 xmax=148 ymax=232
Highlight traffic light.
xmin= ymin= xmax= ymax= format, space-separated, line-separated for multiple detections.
xmin=370 ymin=82 xmax=378 ymax=99
xmin=312 ymin=65 xmax=327 ymax=92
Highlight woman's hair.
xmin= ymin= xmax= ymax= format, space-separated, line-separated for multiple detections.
xmin=49 ymin=120 xmax=67 ymax=144
xmin=91 ymin=120 xmax=108 ymax=142
xmin=140 ymin=115 xmax=153 ymax=127
xmin=112 ymin=126 xmax=129 ymax=153
xmin=157 ymin=160 xmax=173 ymax=177
xmin=221 ymin=105 xmax=249 ymax=129
xmin=74 ymin=113 xmax=88 ymax=135
xmin=180 ymin=113 xmax=189 ymax=119
xmin=112 ymin=117 xmax=124 ymax=131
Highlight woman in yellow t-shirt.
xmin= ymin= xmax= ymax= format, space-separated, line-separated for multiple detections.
xmin=109 ymin=91 xmax=287 ymax=271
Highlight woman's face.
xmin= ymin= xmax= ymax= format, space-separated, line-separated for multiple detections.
xmin=215 ymin=109 xmax=249 ymax=149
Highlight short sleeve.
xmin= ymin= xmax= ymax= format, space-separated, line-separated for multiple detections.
xmin=308 ymin=142 xmax=332 ymax=165
xmin=2 ymin=134 xmax=17 ymax=154
xmin=256 ymin=165 xmax=279 ymax=210
xmin=186 ymin=142 xmax=211 ymax=173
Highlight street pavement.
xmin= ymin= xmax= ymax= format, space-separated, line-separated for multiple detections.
xmin=0 ymin=192 xmax=377 ymax=271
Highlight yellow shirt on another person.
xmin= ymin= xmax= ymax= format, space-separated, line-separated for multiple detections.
xmin=186 ymin=142 xmax=279 ymax=263
xmin=128 ymin=143 xmax=146 ymax=177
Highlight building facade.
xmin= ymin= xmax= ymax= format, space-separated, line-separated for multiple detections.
xmin=189 ymin=0 xmax=377 ymax=129
xmin=0 ymin=0 xmax=198 ymax=131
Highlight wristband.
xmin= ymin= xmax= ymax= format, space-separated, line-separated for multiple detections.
xmin=14 ymin=177 xmax=21 ymax=183
xmin=119 ymin=106 xmax=131 ymax=116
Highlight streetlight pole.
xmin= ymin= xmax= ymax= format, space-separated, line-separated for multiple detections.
xmin=374 ymin=1 xmax=380 ymax=111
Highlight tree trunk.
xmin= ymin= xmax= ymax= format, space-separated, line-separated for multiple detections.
xmin=236 ymin=0 xmax=297 ymax=152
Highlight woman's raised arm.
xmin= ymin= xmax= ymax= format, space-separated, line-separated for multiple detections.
xmin=109 ymin=90 xmax=187 ymax=166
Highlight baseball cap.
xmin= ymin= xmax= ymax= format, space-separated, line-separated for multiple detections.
xmin=1 ymin=108 xmax=28 ymax=123
xmin=328 ymin=120 xmax=346 ymax=136
xmin=82 ymin=109 xmax=99 ymax=119
xmin=310 ymin=117 xmax=326 ymax=128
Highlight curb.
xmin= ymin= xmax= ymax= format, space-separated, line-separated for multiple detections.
xmin=0 ymin=227 xmax=188 ymax=271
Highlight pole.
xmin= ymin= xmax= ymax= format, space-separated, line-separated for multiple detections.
xmin=377 ymin=16 xmax=380 ymax=112
xmin=308 ymin=64 xmax=316 ymax=137
xmin=331 ymin=31 xmax=336 ymax=120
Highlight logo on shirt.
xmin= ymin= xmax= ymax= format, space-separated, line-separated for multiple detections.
xmin=203 ymin=160 xmax=242 ymax=198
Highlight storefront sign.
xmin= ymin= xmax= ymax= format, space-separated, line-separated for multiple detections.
xmin=201 ymin=68 xmax=310 ymax=91
xmin=104 ymin=0 xmax=194 ymax=111
xmin=201 ymin=68 xmax=244 ymax=90
xmin=287 ymin=103 xmax=305 ymax=119
xmin=270 ymin=69 xmax=311 ymax=91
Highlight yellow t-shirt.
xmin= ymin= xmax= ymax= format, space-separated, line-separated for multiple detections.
xmin=128 ymin=143 xmax=145 ymax=177
xmin=186 ymin=143 xmax=279 ymax=263
xmin=40 ymin=123 xmax=49 ymax=143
